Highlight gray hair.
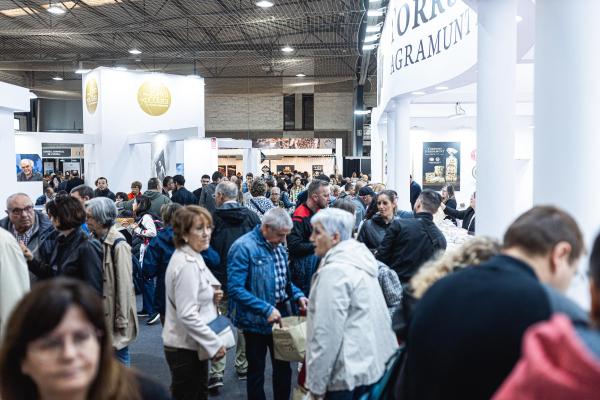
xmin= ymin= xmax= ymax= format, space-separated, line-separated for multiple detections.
xmin=6 ymin=193 xmax=31 ymax=210
xmin=262 ymin=208 xmax=293 ymax=231
xmin=19 ymin=159 xmax=34 ymax=167
xmin=270 ymin=187 xmax=280 ymax=194
xmin=311 ymin=208 xmax=354 ymax=242
xmin=84 ymin=197 xmax=117 ymax=229
xmin=215 ymin=181 xmax=238 ymax=200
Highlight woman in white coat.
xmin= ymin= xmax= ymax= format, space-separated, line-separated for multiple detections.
xmin=162 ymin=205 xmax=227 ymax=400
xmin=306 ymin=208 xmax=399 ymax=400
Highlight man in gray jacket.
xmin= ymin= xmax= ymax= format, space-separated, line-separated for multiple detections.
xmin=116 ymin=178 xmax=171 ymax=221
xmin=198 ymin=171 xmax=223 ymax=214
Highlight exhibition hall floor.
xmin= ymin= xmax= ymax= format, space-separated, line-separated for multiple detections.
xmin=130 ymin=295 xmax=299 ymax=398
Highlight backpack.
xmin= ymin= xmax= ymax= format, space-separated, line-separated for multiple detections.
xmin=111 ymin=238 xmax=144 ymax=295
xmin=359 ymin=348 xmax=404 ymax=400
xmin=135 ymin=212 xmax=165 ymax=246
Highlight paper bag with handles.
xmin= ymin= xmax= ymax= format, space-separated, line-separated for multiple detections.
xmin=272 ymin=316 xmax=307 ymax=362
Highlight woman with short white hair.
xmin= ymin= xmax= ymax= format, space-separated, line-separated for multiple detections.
xmin=305 ymin=208 xmax=399 ymax=399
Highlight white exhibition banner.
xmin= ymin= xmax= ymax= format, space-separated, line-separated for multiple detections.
xmin=377 ymin=0 xmax=478 ymax=108
xmin=81 ymin=68 xmax=205 ymax=192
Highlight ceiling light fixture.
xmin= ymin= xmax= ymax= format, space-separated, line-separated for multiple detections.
xmin=47 ymin=4 xmax=66 ymax=14
xmin=296 ymin=72 xmax=306 ymax=77
xmin=448 ymin=102 xmax=466 ymax=120
xmin=364 ymin=34 xmax=380 ymax=43
xmin=129 ymin=48 xmax=142 ymax=55
xmin=516 ymin=16 xmax=522 ymax=22
xmin=367 ymin=8 xmax=384 ymax=17
xmin=366 ymin=24 xmax=382 ymax=32
xmin=281 ymin=45 xmax=294 ymax=52
xmin=255 ymin=0 xmax=274 ymax=7
xmin=363 ymin=44 xmax=377 ymax=51
xmin=412 ymin=91 xmax=426 ymax=95
xmin=354 ymin=110 xmax=371 ymax=115
xmin=53 ymin=76 xmax=64 ymax=81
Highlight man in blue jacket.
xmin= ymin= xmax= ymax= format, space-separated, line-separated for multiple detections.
xmin=228 ymin=208 xmax=307 ymax=400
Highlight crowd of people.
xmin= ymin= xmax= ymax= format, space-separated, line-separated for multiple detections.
xmin=1 ymin=166 xmax=599 ymax=400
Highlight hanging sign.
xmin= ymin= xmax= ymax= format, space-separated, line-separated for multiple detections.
xmin=42 ymin=148 xmax=71 ymax=158
xmin=138 ymin=81 xmax=171 ymax=116
xmin=252 ymin=138 xmax=336 ymax=149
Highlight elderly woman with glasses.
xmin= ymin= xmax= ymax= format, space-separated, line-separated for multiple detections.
xmin=305 ymin=208 xmax=399 ymax=399
xmin=163 ymin=206 xmax=226 ymax=400
xmin=0 ymin=278 xmax=171 ymax=400
xmin=83 ymin=197 xmax=139 ymax=366
xmin=441 ymin=191 xmax=476 ymax=234
xmin=20 ymin=196 xmax=104 ymax=295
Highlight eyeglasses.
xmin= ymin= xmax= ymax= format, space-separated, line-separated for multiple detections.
xmin=8 ymin=205 xmax=34 ymax=215
xmin=29 ymin=329 xmax=102 ymax=364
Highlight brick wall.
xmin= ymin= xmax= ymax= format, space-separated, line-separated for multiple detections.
xmin=314 ymin=93 xmax=353 ymax=131
xmin=205 ymin=95 xmax=283 ymax=131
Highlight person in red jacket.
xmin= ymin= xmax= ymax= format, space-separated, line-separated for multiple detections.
xmin=493 ymin=231 xmax=600 ymax=400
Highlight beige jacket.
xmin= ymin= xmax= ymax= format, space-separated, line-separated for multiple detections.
xmin=162 ymin=245 xmax=222 ymax=360
xmin=0 ymin=228 xmax=30 ymax=338
xmin=98 ymin=226 xmax=138 ymax=350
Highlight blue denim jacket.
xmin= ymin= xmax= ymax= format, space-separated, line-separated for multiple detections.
xmin=228 ymin=225 xmax=305 ymax=334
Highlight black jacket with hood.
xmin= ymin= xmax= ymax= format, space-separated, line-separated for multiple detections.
xmin=210 ymin=202 xmax=261 ymax=291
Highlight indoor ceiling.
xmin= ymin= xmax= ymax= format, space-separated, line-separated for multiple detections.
xmin=0 ymin=0 xmax=368 ymax=99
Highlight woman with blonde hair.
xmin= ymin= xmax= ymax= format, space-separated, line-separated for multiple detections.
xmin=373 ymin=183 xmax=387 ymax=193
xmin=163 ymin=206 xmax=226 ymax=399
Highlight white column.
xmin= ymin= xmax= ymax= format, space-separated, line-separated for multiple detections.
xmin=242 ymin=148 xmax=260 ymax=177
xmin=534 ymin=0 xmax=600 ymax=308
xmin=0 ymin=110 xmax=18 ymax=206
xmin=386 ymin=112 xmax=396 ymax=191
xmin=476 ymin=0 xmax=517 ymax=239
xmin=394 ymin=98 xmax=412 ymax=212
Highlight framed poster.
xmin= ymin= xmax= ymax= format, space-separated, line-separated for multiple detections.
xmin=16 ymin=154 xmax=43 ymax=181
xmin=218 ymin=165 xmax=226 ymax=174
xmin=422 ymin=142 xmax=461 ymax=191
xmin=151 ymin=141 xmax=170 ymax=182
xmin=227 ymin=165 xmax=237 ymax=177
xmin=312 ymin=165 xmax=323 ymax=175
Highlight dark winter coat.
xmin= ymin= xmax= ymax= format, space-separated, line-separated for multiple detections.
xmin=27 ymin=226 xmax=103 ymax=295
xmin=375 ymin=212 xmax=446 ymax=283
xmin=210 ymin=202 xmax=261 ymax=291
xmin=445 ymin=205 xmax=475 ymax=234
xmin=94 ymin=188 xmax=116 ymax=201
xmin=170 ymin=186 xmax=198 ymax=206
xmin=444 ymin=198 xmax=457 ymax=224
xmin=357 ymin=214 xmax=400 ymax=253
xmin=65 ymin=177 xmax=85 ymax=193
xmin=0 ymin=210 xmax=58 ymax=261
xmin=198 ymin=181 xmax=219 ymax=213
xmin=288 ymin=202 xmax=321 ymax=296
xmin=143 ymin=226 xmax=220 ymax=314
xmin=410 ymin=180 xmax=422 ymax=209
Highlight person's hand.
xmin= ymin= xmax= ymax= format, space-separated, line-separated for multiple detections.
xmin=121 ymin=220 xmax=130 ymax=228
xmin=309 ymin=391 xmax=325 ymax=399
xmin=298 ymin=297 xmax=308 ymax=311
xmin=212 ymin=345 xmax=227 ymax=362
xmin=213 ymin=289 xmax=223 ymax=305
xmin=267 ymin=308 xmax=282 ymax=327
xmin=130 ymin=223 xmax=139 ymax=230
xmin=19 ymin=241 xmax=34 ymax=261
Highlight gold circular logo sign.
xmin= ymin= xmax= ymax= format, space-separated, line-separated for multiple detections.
xmin=137 ymin=81 xmax=171 ymax=116
xmin=85 ymin=79 xmax=98 ymax=115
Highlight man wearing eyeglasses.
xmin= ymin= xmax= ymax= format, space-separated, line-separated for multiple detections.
xmin=0 ymin=193 xmax=57 ymax=264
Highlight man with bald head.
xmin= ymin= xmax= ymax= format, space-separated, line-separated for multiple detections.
xmin=207 ymin=181 xmax=261 ymax=388
xmin=1 ymin=193 xmax=57 ymax=262
xmin=17 ymin=159 xmax=43 ymax=182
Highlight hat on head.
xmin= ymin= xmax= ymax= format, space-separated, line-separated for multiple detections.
xmin=358 ymin=186 xmax=375 ymax=197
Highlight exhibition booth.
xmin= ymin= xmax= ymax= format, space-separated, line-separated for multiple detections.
xmin=370 ymin=0 xmax=599 ymax=308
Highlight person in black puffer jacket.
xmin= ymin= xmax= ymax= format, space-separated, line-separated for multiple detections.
xmin=20 ymin=196 xmax=103 ymax=295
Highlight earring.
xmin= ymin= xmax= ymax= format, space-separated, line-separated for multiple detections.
xmin=185 ymin=239 xmax=188 ymax=243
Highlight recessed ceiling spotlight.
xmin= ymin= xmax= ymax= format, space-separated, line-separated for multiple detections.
xmin=435 ymin=86 xmax=449 ymax=90
xmin=516 ymin=16 xmax=522 ymax=22
xmin=52 ymin=76 xmax=63 ymax=81
xmin=129 ymin=49 xmax=142 ymax=55
xmin=281 ymin=46 xmax=294 ymax=52
xmin=412 ymin=92 xmax=426 ymax=95
xmin=255 ymin=0 xmax=274 ymax=7
xmin=47 ymin=5 xmax=66 ymax=14
xmin=296 ymin=72 xmax=306 ymax=77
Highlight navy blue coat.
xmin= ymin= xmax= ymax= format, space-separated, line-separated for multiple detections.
xmin=143 ymin=226 xmax=220 ymax=315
